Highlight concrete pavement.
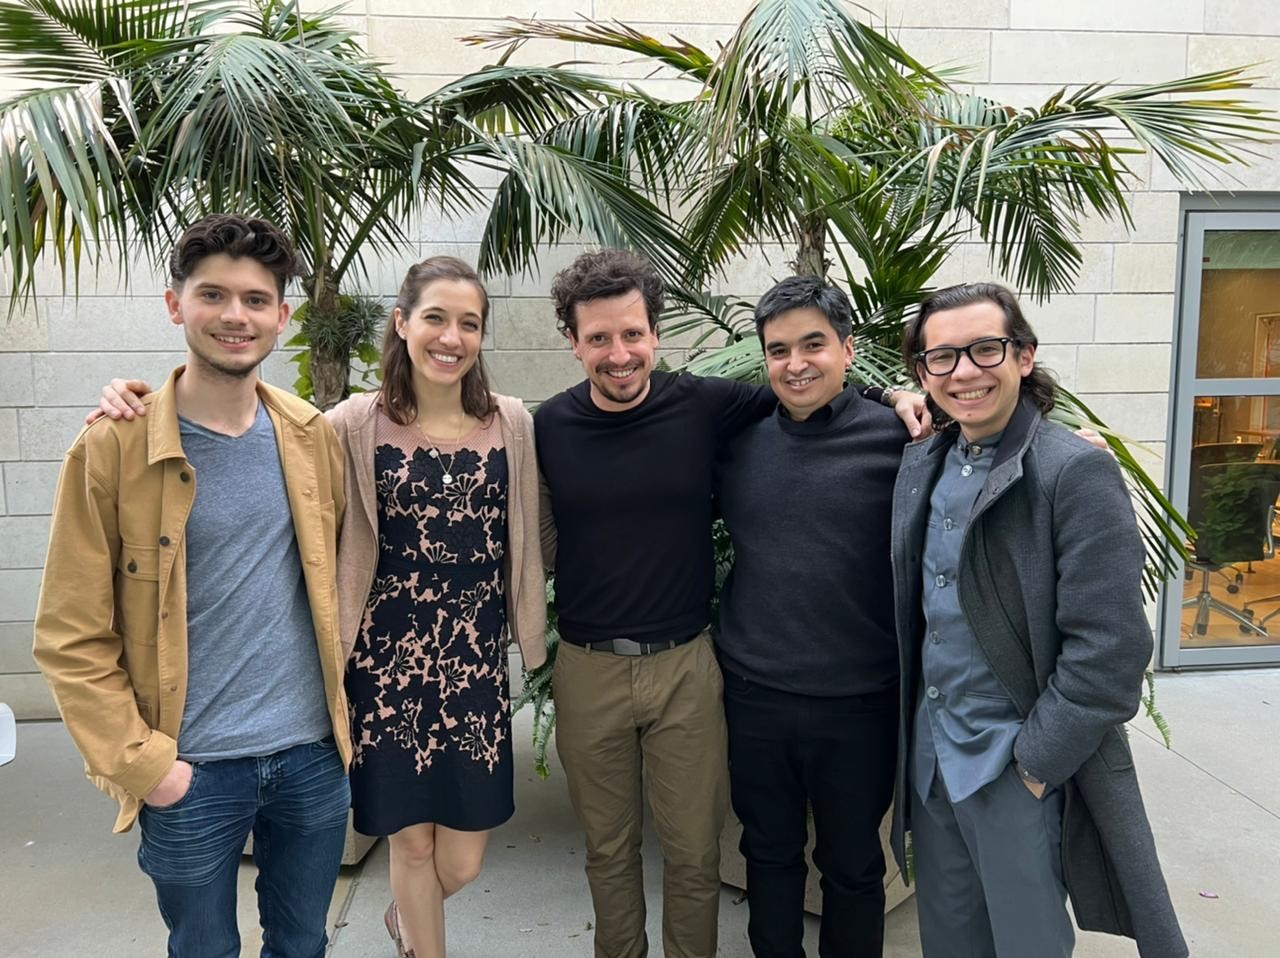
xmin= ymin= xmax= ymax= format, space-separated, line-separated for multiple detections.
xmin=2 ymin=668 xmax=1277 ymax=956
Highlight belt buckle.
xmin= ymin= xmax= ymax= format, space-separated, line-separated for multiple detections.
xmin=611 ymin=637 xmax=644 ymax=656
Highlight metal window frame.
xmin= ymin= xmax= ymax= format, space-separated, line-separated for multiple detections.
xmin=1160 ymin=203 xmax=1280 ymax=668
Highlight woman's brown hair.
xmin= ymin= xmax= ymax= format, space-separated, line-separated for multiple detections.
xmin=379 ymin=256 xmax=497 ymax=424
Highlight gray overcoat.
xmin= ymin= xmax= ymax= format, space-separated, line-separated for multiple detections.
xmin=889 ymin=398 xmax=1187 ymax=958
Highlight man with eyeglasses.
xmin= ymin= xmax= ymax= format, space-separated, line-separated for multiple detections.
xmin=889 ymin=283 xmax=1186 ymax=957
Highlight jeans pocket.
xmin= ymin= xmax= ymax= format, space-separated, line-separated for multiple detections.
xmin=144 ymin=762 xmax=201 ymax=813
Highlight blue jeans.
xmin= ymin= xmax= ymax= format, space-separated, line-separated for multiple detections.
xmin=137 ymin=738 xmax=350 ymax=958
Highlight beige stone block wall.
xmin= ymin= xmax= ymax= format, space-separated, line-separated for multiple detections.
xmin=4 ymin=2 xmax=1280 ymax=713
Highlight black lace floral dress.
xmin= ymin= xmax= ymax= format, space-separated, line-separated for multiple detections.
xmin=346 ymin=412 xmax=513 ymax=835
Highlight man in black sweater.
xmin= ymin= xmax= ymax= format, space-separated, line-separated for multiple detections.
xmin=535 ymin=252 xmax=922 ymax=958
xmin=716 ymin=276 xmax=909 ymax=957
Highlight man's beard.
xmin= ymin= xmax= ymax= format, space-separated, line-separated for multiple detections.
xmin=189 ymin=346 xmax=263 ymax=381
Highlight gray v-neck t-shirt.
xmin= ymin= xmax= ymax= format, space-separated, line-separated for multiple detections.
xmin=176 ymin=402 xmax=331 ymax=761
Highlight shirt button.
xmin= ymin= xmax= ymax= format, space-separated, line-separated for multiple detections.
xmin=159 ymin=535 xmax=171 ymax=546
xmin=935 ymin=574 xmax=947 ymax=588
xmin=927 ymin=686 xmax=940 ymax=700
xmin=179 ymin=471 xmax=190 ymax=483
xmin=910 ymin=487 xmax=918 ymax=494
xmin=930 ymin=631 xmax=941 ymax=644
xmin=961 ymin=464 xmax=974 ymax=477
xmin=161 ymin=611 xmax=169 ymax=620
xmin=943 ymin=518 xmax=954 ymax=531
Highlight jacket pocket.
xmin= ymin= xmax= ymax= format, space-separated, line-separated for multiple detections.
xmin=1096 ymin=726 xmax=1135 ymax=772
xmin=115 ymin=543 xmax=161 ymax=646
xmin=119 ymin=543 xmax=159 ymax=581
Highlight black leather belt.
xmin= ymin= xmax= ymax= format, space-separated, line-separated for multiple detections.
xmin=572 ymin=629 xmax=702 ymax=657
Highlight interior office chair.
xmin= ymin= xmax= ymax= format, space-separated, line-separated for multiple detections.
xmin=1193 ymin=441 xmax=1263 ymax=464
xmin=1183 ymin=461 xmax=1280 ymax=638
xmin=1186 ymin=442 xmax=1264 ymax=593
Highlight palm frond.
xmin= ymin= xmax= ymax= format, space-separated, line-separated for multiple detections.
xmin=426 ymin=64 xmax=621 ymax=136
xmin=706 ymin=0 xmax=929 ymax=151
xmin=464 ymin=17 xmax=718 ymax=84
xmin=0 ymin=0 xmax=211 ymax=84
xmin=854 ymin=71 xmax=1279 ymax=298
xmin=471 ymin=129 xmax=694 ymax=288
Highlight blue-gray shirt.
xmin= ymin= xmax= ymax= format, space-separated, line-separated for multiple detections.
xmin=177 ymin=402 xmax=331 ymax=761
xmin=913 ymin=431 xmax=1023 ymax=803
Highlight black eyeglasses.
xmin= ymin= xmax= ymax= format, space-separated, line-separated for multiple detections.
xmin=914 ymin=337 xmax=1020 ymax=376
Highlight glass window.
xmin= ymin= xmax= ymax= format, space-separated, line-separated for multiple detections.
xmin=1183 ymin=398 xmax=1280 ymax=650
xmin=1196 ymin=231 xmax=1280 ymax=379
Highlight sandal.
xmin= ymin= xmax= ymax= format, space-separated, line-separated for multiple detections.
xmin=383 ymin=900 xmax=417 ymax=958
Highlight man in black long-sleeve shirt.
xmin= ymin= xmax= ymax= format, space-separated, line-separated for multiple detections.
xmin=535 ymin=252 xmax=920 ymax=958
xmin=536 ymin=251 xmax=771 ymax=958
xmin=716 ymin=276 xmax=909 ymax=957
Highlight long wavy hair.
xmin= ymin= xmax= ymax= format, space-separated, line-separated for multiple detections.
xmin=901 ymin=282 xmax=1057 ymax=430
xmin=379 ymin=256 xmax=497 ymax=425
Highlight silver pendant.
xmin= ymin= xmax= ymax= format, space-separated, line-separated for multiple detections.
xmin=442 ymin=474 xmax=454 ymax=485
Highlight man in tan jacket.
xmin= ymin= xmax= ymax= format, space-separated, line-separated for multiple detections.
xmin=34 ymin=215 xmax=352 ymax=958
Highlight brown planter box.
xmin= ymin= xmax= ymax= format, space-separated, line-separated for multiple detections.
xmin=719 ymin=806 xmax=912 ymax=916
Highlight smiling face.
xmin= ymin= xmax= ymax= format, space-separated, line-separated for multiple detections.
xmin=394 ymin=277 xmax=485 ymax=393
xmin=916 ymin=299 xmax=1035 ymax=441
xmin=568 ymin=289 xmax=660 ymax=411
xmin=762 ymin=307 xmax=855 ymax=421
xmin=165 ymin=253 xmax=289 ymax=380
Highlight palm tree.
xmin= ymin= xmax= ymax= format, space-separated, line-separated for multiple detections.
xmin=471 ymin=0 xmax=1276 ymax=599
xmin=467 ymin=0 xmax=1273 ymax=756
xmin=0 ymin=0 xmax=690 ymax=406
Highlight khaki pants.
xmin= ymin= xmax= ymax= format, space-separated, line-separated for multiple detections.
xmin=554 ymin=631 xmax=729 ymax=958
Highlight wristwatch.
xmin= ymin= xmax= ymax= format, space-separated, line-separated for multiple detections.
xmin=1016 ymin=762 xmax=1046 ymax=788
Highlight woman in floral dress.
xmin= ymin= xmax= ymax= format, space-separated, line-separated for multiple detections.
xmin=328 ymin=257 xmax=546 ymax=958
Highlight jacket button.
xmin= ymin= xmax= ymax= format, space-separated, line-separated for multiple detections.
xmin=127 ymin=560 xmax=137 ymax=573
xmin=180 ymin=472 xmax=190 ymax=482
xmin=159 ymin=536 xmax=171 ymax=546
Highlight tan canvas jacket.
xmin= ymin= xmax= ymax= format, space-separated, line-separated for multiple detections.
xmin=326 ymin=391 xmax=547 ymax=669
xmin=32 ymin=368 xmax=351 ymax=833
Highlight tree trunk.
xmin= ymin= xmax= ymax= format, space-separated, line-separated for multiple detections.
xmin=307 ymin=274 xmax=350 ymax=411
xmin=792 ymin=213 xmax=829 ymax=278
xmin=311 ymin=350 xmax=349 ymax=410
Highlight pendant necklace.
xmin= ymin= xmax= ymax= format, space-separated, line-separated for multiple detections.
xmin=422 ymin=415 xmax=468 ymax=486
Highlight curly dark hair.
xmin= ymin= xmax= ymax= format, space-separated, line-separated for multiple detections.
xmin=901 ymin=282 xmax=1058 ymax=430
xmin=380 ymin=256 xmax=496 ymax=424
xmin=168 ymin=214 xmax=301 ymax=298
xmin=550 ymin=249 xmax=664 ymax=337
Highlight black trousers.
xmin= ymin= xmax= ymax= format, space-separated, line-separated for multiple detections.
xmin=723 ymin=668 xmax=898 ymax=958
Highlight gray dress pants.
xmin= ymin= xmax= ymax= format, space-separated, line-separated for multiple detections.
xmin=910 ymin=760 xmax=1075 ymax=958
